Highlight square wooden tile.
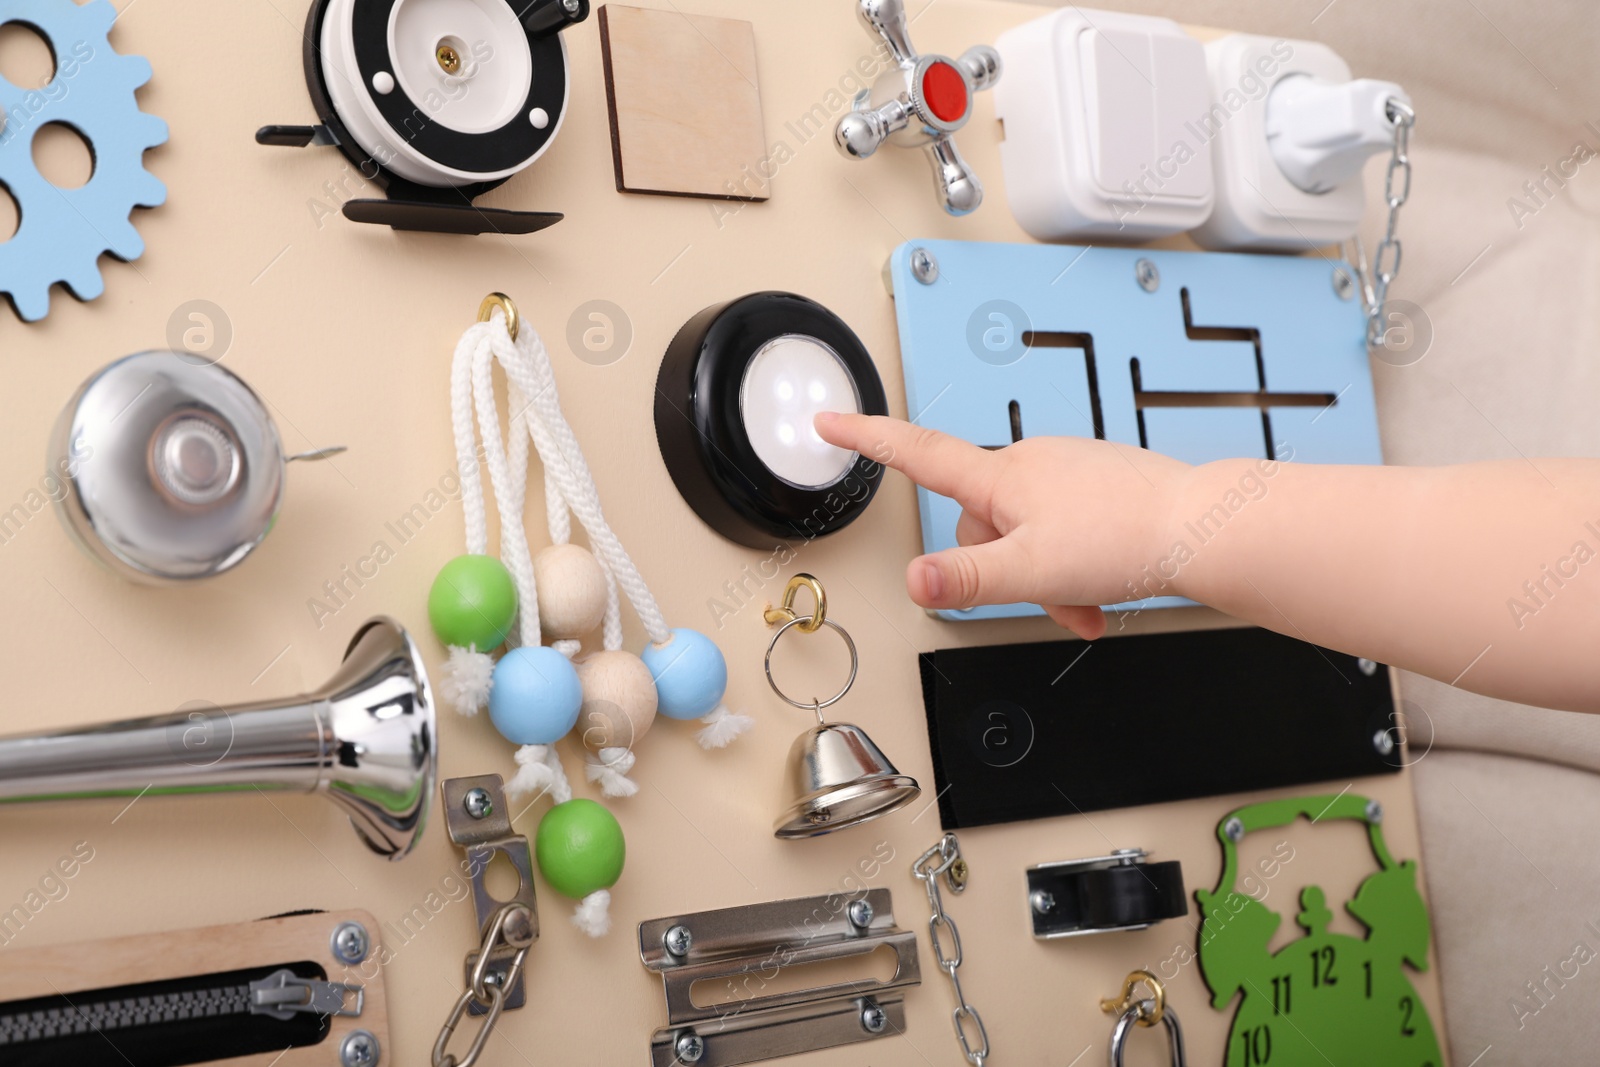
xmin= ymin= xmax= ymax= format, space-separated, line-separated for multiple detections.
xmin=599 ymin=4 xmax=771 ymax=201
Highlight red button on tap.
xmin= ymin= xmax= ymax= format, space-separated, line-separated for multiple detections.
xmin=922 ymin=61 xmax=969 ymax=123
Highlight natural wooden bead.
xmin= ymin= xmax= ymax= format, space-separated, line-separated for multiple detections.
xmin=534 ymin=543 xmax=608 ymax=639
xmin=576 ymin=650 xmax=659 ymax=753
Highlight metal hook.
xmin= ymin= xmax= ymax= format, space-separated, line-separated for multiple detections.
xmin=764 ymin=574 xmax=827 ymax=633
xmin=1100 ymin=970 xmax=1165 ymax=1027
xmin=478 ymin=292 xmax=520 ymax=342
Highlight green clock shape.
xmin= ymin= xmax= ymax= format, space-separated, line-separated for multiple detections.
xmin=1196 ymin=794 xmax=1443 ymax=1067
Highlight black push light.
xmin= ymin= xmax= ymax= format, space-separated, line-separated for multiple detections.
xmin=655 ymin=292 xmax=889 ymax=548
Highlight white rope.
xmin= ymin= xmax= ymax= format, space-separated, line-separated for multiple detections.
xmin=506 ymin=743 xmax=572 ymax=804
xmin=585 ymin=748 xmax=640 ymax=798
xmin=449 ymin=329 xmax=490 ymax=557
xmin=483 ymin=321 xmax=673 ymax=646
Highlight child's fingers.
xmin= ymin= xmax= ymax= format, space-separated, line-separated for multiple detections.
xmin=816 ymin=412 xmax=997 ymax=516
xmin=1044 ymin=604 xmax=1107 ymax=640
xmin=908 ymin=537 xmax=1036 ymax=609
xmin=955 ymin=509 xmax=1000 ymax=547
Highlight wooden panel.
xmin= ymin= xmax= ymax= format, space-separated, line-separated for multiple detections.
xmin=600 ymin=4 xmax=771 ymax=201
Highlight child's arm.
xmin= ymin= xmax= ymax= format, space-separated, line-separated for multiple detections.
xmin=816 ymin=411 xmax=1600 ymax=713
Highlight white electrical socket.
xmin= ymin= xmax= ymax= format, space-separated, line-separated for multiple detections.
xmin=1191 ymin=34 xmax=1409 ymax=252
xmin=994 ymin=8 xmax=1214 ymax=241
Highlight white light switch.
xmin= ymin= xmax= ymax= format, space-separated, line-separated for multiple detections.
xmin=996 ymin=8 xmax=1214 ymax=241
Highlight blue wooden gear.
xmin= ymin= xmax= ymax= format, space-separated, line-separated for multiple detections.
xmin=0 ymin=0 xmax=166 ymax=321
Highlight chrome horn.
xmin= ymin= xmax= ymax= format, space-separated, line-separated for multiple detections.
xmin=0 ymin=617 xmax=436 ymax=860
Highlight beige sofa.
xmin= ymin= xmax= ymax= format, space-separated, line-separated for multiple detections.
xmin=1011 ymin=0 xmax=1600 ymax=1059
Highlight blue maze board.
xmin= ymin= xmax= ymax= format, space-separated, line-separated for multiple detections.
xmin=888 ymin=240 xmax=1383 ymax=620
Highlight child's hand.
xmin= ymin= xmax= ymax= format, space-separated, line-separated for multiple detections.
xmin=815 ymin=412 xmax=1190 ymax=639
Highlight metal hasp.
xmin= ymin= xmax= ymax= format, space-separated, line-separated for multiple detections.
xmin=1027 ymin=849 xmax=1187 ymax=940
xmin=441 ymin=774 xmax=539 ymax=1015
xmin=639 ymin=888 xmax=920 ymax=1066
xmin=834 ymin=0 xmax=1001 ymax=215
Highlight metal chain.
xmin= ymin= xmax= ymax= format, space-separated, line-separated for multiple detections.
xmin=913 ymin=833 xmax=989 ymax=1066
xmin=1349 ymin=98 xmax=1415 ymax=348
xmin=433 ymin=903 xmax=536 ymax=1067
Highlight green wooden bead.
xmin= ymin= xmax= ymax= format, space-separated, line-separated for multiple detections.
xmin=536 ymin=798 xmax=625 ymax=899
xmin=428 ymin=554 xmax=518 ymax=651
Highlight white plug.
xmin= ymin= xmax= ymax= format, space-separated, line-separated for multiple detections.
xmin=1266 ymin=75 xmax=1409 ymax=194
xmin=1192 ymin=34 xmax=1410 ymax=252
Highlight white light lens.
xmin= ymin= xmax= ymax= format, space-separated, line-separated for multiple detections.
xmin=739 ymin=335 xmax=861 ymax=490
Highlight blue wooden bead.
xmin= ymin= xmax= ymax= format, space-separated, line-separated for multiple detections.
xmin=489 ymin=646 xmax=583 ymax=745
xmin=642 ymin=628 xmax=728 ymax=720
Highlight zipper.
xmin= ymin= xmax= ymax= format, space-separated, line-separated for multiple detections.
xmin=0 ymin=963 xmax=363 ymax=1066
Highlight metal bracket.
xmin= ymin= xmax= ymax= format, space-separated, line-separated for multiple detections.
xmin=639 ymin=888 xmax=920 ymax=1066
xmin=443 ymin=774 xmax=539 ymax=1014
xmin=1027 ymin=848 xmax=1188 ymax=940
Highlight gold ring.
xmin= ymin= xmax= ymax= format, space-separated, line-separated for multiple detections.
xmin=478 ymin=293 xmax=519 ymax=342
xmin=763 ymin=574 xmax=826 ymax=634
xmin=1100 ymin=969 xmax=1165 ymax=1027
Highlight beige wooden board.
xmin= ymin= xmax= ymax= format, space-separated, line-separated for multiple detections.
xmin=0 ymin=909 xmax=389 ymax=1066
xmin=600 ymin=3 xmax=770 ymax=201
xmin=0 ymin=2 xmax=1447 ymax=1065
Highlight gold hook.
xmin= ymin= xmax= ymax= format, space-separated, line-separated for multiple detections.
xmin=763 ymin=574 xmax=826 ymax=634
xmin=478 ymin=292 xmax=520 ymax=342
xmin=1100 ymin=970 xmax=1165 ymax=1027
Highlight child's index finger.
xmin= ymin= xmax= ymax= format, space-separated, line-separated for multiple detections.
xmin=816 ymin=412 xmax=998 ymax=514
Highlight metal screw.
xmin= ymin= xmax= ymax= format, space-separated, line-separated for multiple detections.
xmin=910 ymin=248 xmax=940 ymax=285
xmin=1224 ymin=817 xmax=1245 ymax=843
xmin=1357 ymin=658 xmax=1378 ymax=676
xmin=675 ymin=1031 xmax=705 ymax=1063
xmin=483 ymin=969 xmax=506 ymax=990
xmin=1135 ymin=258 xmax=1160 ymax=293
xmin=663 ymin=925 xmax=693 ymax=958
xmin=847 ymin=899 xmax=874 ymax=929
xmin=563 ymin=0 xmax=581 ymax=10
xmin=1333 ymin=266 xmax=1356 ymax=300
xmin=340 ymin=1030 xmax=381 ymax=1067
xmin=948 ymin=857 xmax=969 ymax=891
xmin=463 ymin=787 xmax=494 ymax=819
xmin=1029 ymin=889 xmax=1055 ymax=914
xmin=1373 ymin=728 xmax=1397 ymax=757
xmin=1365 ymin=800 xmax=1384 ymax=824
xmin=330 ymin=921 xmax=370 ymax=965
xmin=860 ymin=1002 xmax=888 ymax=1034
xmin=436 ymin=45 xmax=461 ymax=74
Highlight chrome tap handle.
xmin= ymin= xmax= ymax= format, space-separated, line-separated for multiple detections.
xmin=926 ymin=132 xmax=982 ymax=216
xmin=836 ymin=97 xmax=909 ymax=160
xmin=959 ymin=44 xmax=1002 ymax=92
xmin=835 ymin=4 xmax=1000 ymax=215
xmin=857 ymin=0 xmax=917 ymax=66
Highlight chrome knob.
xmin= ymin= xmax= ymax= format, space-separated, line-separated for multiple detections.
xmin=834 ymin=0 xmax=1001 ymax=216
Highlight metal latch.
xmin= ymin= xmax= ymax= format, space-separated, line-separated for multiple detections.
xmin=248 ymin=969 xmax=363 ymax=1020
xmin=639 ymin=888 xmax=920 ymax=1066
xmin=443 ymin=774 xmax=540 ymax=1014
xmin=1027 ymin=848 xmax=1187 ymax=940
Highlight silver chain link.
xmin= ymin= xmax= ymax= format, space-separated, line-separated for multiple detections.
xmin=913 ymin=833 xmax=989 ymax=1066
xmin=1348 ymin=98 xmax=1415 ymax=348
xmin=432 ymin=902 xmax=535 ymax=1067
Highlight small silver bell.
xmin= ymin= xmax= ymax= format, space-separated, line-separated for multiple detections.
xmin=775 ymin=721 xmax=921 ymax=839
xmin=48 ymin=351 xmax=337 ymax=583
